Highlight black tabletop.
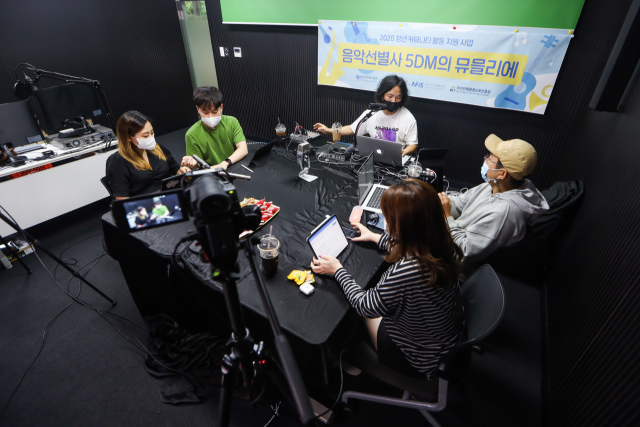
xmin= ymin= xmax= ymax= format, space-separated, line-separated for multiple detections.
xmin=102 ymin=142 xmax=385 ymax=345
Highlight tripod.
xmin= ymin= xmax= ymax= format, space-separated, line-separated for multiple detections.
xmin=212 ymin=237 xmax=314 ymax=427
xmin=0 ymin=210 xmax=116 ymax=306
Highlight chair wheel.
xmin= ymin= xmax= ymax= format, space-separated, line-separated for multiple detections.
xmin=342 ymin=400 xmax=359 ymax=415
xmin=472 ymin=345 xmax=484 ymax=354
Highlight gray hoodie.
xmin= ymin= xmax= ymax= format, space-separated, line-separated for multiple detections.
xmin=447 ymin=180 xmax=549 ymax=261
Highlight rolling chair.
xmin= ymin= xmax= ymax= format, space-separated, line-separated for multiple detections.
xmin=341 ymin=264 xmax=506 ymax=427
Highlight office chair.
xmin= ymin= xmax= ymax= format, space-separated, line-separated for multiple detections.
xmin=100 ymin=176 xmax=113 ymax=198
xmin=341 ymin=264 xmax=505 ymax=427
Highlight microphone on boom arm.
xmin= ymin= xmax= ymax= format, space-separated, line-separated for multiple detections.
xmin=367 ymin=102 xmax=387 ymax=111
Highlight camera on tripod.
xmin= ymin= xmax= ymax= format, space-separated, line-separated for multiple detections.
xmin=111 ymin=170 xmax=261 ymax=266
xmin=110 ymin=170 xmax=315 ymax=426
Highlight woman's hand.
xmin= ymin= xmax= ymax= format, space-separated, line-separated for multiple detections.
xmin=310 ymin=255 xmax=343 ymax=276
xmin=351 ymin=222 xmax=381 ymax=244
xmin=313 ymin=123 xmax=331 ymax=134
xmin=176 ymin=166 xmax=191 ymax=175
xmin=181 ymin=156 xmax=198 ymax=169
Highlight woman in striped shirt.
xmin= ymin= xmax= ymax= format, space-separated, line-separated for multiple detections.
xmin=311 ymin=179 xmax=465 ymax=378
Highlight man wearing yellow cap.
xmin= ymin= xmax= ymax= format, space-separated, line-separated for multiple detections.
xmin=438 ymin=134 xmax=549 ymax=262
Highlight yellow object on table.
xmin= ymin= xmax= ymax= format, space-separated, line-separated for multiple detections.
xmin=287 ymin=270 xmax=315 ymax=285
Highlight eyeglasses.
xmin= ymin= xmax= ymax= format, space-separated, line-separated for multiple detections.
xmin=484 ymin=153 xmax=503 ymax=168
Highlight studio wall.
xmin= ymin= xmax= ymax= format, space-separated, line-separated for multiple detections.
xmin=204 ymin=0 xmax=632 ymax=189
xmin=0 ymin=0 xmax=196 ymax=134
xmin=206 ymin=0 xmax=640 ymax=425
xmin=543 ymin=38 xmax=640 ymax=427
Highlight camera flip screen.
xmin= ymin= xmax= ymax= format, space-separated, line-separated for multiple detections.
xmin=118 ymin=192 xmax=186 ymax=231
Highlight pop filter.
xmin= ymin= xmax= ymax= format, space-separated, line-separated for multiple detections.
xmin=13 ymin=81 xmax=31 ymax=100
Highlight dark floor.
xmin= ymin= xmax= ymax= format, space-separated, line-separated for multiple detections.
xmin=0 ymin=127 xmax=543 ymax=427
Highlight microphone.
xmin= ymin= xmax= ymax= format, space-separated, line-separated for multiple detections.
xmin=226 ymin=172 xmax=251 ymax=181
xmin=297 ymin=142 xmax=310 ymax=176
xmin=13 ymin=74 xmax=39 ymax=101
xmin=367 ymin=102 xmax=387 ymax=111
xmin=192 ymin=155 xmax=210 ymax=169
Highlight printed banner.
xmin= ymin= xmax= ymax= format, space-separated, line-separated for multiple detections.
xmin=318 ymin=21 xmax=574 ymax=114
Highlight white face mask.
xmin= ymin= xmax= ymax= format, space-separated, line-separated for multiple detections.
xmin=134 ymin=135 xmax=156 ymax=150
xmin=201 ymin=115 xmax=222 ymax=128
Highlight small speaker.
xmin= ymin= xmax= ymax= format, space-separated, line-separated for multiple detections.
xmin=590 ymin=0 xmax=640 ymax=112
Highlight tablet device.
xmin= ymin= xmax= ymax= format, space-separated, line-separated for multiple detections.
xmin=307 ymin=215 xmax=349 ymax=259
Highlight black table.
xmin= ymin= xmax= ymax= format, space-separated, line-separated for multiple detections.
xmin=102 ymin=142 xmax=387 ymax=347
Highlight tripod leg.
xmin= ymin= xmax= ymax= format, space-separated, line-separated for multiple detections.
xmin=33 ymin=239 xmax=116 ymax=306
xmin=219 ymin=363 xmax=238 ymax=427
xmin=0 ymin=234 xmax=32 ymax=274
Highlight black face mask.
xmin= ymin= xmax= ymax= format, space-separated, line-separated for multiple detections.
xmin=385 ymin=100 xmax=400 ymax=112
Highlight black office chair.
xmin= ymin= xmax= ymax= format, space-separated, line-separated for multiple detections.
xmin=100 ymin=176 xmax=114 ymax=198
xmin=341 ymin=264 xmax=506 ymax=427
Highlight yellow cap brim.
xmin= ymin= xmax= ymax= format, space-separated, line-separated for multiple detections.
xmin=485 ymin=134 xmax=502 ymax=155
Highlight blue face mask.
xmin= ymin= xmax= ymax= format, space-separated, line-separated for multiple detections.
xmin=481 ymin=161 xmax=503 ymax=183
xmin=481 ymin=162 xmax=491 ymax=182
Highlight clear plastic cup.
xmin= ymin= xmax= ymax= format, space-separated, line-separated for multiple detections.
xmin=258 ymin=234 xmax=280 ymax=275
xmin=275 ymin=123 xmax=286 ymax=144
xmin=407 ymin=163 xmax=422 ymax=178
xmin=331 ymin=122 xmax=341 ymax=143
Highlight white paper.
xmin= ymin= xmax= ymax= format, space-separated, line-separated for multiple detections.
xmin=299 ymin=173 xmax=318 ymax=182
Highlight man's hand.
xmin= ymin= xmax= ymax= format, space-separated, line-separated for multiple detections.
xmin=181 ymin=156 xmax=198 ymax=169
xmin=310 ymin=255 xmax=343 ymax=276
xmin=176 ymin=166 xmax=191 ymax=175
xmin=402 ymin=145 xmax=418 ymax=157
xmin=211 ymin=162 xmax=228 ymax=170
xmin=439 ymin=192 xmax=452 ymax=217
xmin=313 ymin=123 xmax=331 ymax=134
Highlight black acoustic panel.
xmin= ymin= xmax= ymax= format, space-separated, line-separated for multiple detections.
xmin=95 ymin=0 xmax=196 ymax=131
xmin=0 ymin=0 xmax=195 ymax=133
xmin=205 ymin=0 xmax=630 ymax=190
xmin=589 ymin=0 xmax=640 ymax=111
xmin=545 ymin=74 xmax=640 ymax=426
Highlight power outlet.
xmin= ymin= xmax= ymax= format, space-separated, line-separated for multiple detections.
xmin=219 ymin=47 xmax=228 ymax=57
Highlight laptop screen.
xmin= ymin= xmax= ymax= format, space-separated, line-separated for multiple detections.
xmin=358 ymin=154 xmax=374 ymax=206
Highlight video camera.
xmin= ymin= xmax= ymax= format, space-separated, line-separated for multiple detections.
xmin=111 ymin=169 xmax=315 ymax=425
xmin=111 ymin=169 xmax=261 ymax=267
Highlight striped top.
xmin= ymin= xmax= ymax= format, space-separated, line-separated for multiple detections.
xmin=335 ymin=234 xmax=464 ymax=378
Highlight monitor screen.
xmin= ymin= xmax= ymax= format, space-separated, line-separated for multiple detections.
xmin=0 ymin=100 xmax=44 ymax=147
xmin=33 ymin=83 xmax=102 ymax=135
xmin=358 ymin=153 xmax=374 ymax=206
xmin=121 ymin=193 xmax=185 ymax=231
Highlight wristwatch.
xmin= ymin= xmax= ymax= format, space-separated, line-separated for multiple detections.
xmin=224 ymin=158 xmax=233 ymax=167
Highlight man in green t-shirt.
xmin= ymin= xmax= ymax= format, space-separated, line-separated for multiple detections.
xmin=150 ymin=197 xmax=170 ymax=223
xmin=181 ymin=86 xmax=248 ymax=170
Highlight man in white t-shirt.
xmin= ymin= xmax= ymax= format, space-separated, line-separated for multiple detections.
xmin=314 ymin=75 xmax=419 ymax=156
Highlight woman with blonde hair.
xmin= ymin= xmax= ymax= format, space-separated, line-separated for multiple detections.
xmin=106 ymin=111 xmax=191 ymax=199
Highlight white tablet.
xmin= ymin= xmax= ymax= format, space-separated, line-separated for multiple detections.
xmin=307 ymin=215 xmax=349 ymax=259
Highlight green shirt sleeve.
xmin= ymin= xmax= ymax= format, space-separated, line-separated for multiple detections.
xmin=185 ymin=133 xmax=202 ymax=158
xmin=231 ymin=118 xmax=246 ymax=145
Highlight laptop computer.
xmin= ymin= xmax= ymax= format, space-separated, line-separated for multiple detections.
xmin=358 ymin=153 xmax=389 ymax=214
xmin=249 ymin=139 xmax=277 ymax=167
xmin=356 ymin=135 xmax=411 ymax=166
